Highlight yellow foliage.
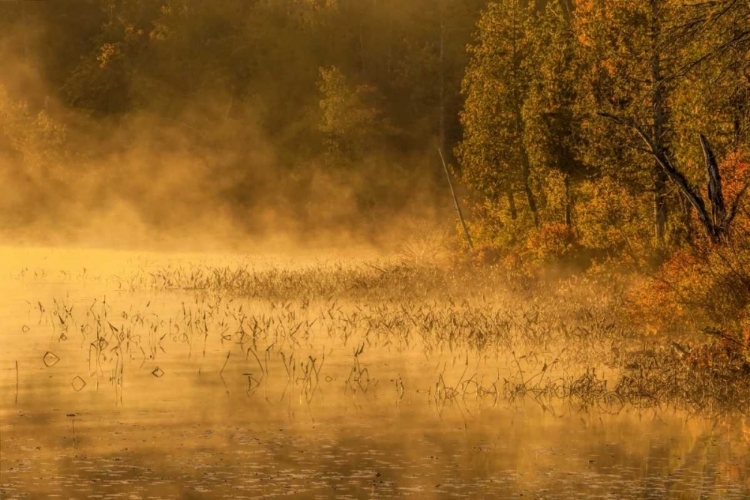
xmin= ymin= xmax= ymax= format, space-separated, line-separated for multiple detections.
xmin=525 ymin=223 xmax=577 ymax=263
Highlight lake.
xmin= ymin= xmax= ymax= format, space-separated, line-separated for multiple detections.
xmin=1 ymin=247 xmax=748 ymax=499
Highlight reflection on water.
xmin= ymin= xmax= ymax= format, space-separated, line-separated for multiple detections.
xmin=1 ymin=248 xmax=749 ymax=499
xmin=4 ymin=404 xmax=750 ymax=499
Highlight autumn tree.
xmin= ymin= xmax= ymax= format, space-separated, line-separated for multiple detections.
xmin=457 ymin=0 xmax=540 ymax=249
xmin=570 ymin=0 xmax=689 ymax=259
xmin=523 ymin=1 xmax=582 ymax=231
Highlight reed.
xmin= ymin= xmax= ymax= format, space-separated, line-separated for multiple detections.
xmin=23 ymin=255 xmax=750 ymax=417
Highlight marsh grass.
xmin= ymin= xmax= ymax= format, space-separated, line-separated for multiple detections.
xmin=21 ymin=255 xmax=750 ymax=417
xmin=615 ymin=342 xmax=750 ymax=414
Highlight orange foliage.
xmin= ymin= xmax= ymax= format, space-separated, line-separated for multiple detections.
xmin=627 ymin=249 xmax=704 ymax=333
xmin=472 ymin=245 xmax=501 ymax=267
xmin=625 ymin=149 xmax=750 ymax=336
xmin=722 ymin=150 xmax=750 ymax=232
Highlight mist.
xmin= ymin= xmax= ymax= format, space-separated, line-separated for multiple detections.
xmin=0 ymin=0 xmax=481 ymax=252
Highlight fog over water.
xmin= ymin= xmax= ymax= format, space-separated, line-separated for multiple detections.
xmin=0 ymin=248 xmax=748 ymax=498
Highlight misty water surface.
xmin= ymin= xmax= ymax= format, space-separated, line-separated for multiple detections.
xmin=1 ymin=248 xmax=749 ymax=499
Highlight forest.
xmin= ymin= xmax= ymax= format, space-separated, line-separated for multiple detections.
xmin=1 ymin=0 xmax=750 ymax=338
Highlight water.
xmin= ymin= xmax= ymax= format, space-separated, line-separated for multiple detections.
xmin=1 ymin=247 xmax=749 ymax=499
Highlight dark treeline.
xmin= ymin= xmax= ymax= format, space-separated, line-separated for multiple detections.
xmin=2 ymin=1 xmax=750 ymax=331
xmin=0 ymin=0 xmax=486 ymax=242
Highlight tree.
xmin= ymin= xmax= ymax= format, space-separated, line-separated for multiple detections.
xmin=457 ymin=0 xmax=539 ymax=248
xmin=317 ymin=66 xmax=385 ymax=164
xmin=572 ymin=0 xmax=683 ymax=255
xmin=524 ymin=1 xmax=583 ymax=230
xmin=601 ymin=113 xmax=748 ymax=243
xmin=0 ymin=84 xmax=66 ymax=176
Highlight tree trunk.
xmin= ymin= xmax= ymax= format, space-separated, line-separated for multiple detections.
xmin=653 ymin=167 xmax=668 ymax=244
xmin=564 ymin=173 xmax=572 ymax=228
xmin=20 ymin=1 xmax=28 ymax=63
xmin=678 ymin=192 xmax=694 ymax=245
xmin=733 ymin=96 xmax=743 ymax=146
xmin=510 ymin=0 xmax=538 ymax=227
xmin=519 ymin=137 xmax=539 ymax=226
xmin=439 ymin=0 xmax=446 ymax=154
xmin=507 ymin=188 xmax=518 ymax=221
xmin=386 ymin=3 xmax=393 ymax=75
xmin=651 ymin=0 xmax=668 ymax=247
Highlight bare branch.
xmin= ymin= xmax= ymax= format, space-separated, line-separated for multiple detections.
xmin=598 ymin=112 xmax=719 ymax=241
